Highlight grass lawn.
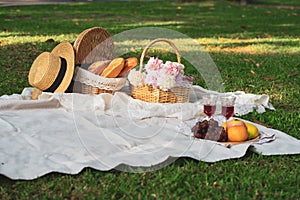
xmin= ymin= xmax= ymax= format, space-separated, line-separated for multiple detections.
xmin=0 ymin=0 xmax=299 ymax=199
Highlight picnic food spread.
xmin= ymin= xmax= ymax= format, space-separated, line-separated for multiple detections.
xmin=192 ymin=119 xmax=259 ymax=143
xmin=26 ymin=26 xmax=262 ymax=145
xmin=6 ymin=26 xmax=300 ymax=181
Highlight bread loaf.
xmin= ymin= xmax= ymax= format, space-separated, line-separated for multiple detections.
xmin=101 ymin=58 xmax=125 ymax=78
xmin=117 ymin=57 xmax=138 ymax=77
xmin=88 ymin=60 xmax=111 ymax=75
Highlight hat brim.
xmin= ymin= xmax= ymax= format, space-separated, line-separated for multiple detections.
xmin=51 ymin=42 xmax=75 ymax=93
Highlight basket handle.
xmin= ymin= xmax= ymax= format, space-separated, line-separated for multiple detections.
xmin=139 ymin=38 xmax=181 ymax=72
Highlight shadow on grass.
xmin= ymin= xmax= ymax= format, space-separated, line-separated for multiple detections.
xmin=0 ymin=37 xmax=299 ymax=97
xmin=2 ymin=150 xmax=299 ymax=183
xmin=0 ymin=1 xmax=299 ymax=38
xmin=0 ymin=151 xmax=266 ymax=183
xmin=0 ymin=42 xmax=59 ymax=95
xmin=251 ymin=0 xmax=300 ymax=7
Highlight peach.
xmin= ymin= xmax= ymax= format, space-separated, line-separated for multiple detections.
xmin=222 ymin=119 xmax=248 ymax=142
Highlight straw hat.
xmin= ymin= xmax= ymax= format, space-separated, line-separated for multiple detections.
xmin=28 ymin=42 xmax=75 ymax=99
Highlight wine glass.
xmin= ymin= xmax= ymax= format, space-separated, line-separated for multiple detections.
xmin=202 ymin=93 xmax=218 ymax=120
xmin=221 ymin=95 xmax=236 ymax=120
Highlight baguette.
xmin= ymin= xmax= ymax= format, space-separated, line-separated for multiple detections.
xmin=101 ymin=58 xmax=125 ymax=78
xmin=117 ymin=57 xmax=138 ymax=77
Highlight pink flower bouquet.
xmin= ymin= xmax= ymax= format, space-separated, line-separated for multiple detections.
xmin=128 ymin=38 xmax=194 ymax=103
xmin=129 ymin=57 xmax=194 ymax=91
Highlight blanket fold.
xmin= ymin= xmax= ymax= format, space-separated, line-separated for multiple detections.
xmin=0 ymin=86 xmax=299 ymax=180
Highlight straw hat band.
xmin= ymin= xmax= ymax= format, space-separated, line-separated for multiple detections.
xmin=44 ymin=57 xmax=67 ymax=92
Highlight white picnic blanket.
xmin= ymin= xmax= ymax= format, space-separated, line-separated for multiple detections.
xmin=0 ymin=86 xmax=299 ymax=180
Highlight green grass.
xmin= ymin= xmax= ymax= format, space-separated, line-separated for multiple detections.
xmin=0 ymin=0 xmax=300 ymax=199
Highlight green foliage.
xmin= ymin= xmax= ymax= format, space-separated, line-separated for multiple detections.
xmin=0 ymin=0 xmax=299 ymax=199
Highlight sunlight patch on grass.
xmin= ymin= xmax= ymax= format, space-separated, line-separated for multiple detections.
xmin=0 ymin=33 xmax=77 ymax=46
xmin=274 ymin=23 xmax=297 ymax=27
xmin=123 ymin=21 xmax=185 ymax=27
xmin=114 ymin=38 xmax=207 ymax=56
xmin=1 ymin=32 xmax=299 ymax=56
xmin=206 ymin=44 xmax=300 ymax=54
xmin=196 ymin=37 xmax=300 ymax=54
xmin=114 ymin=37 xmax=300 ymax=55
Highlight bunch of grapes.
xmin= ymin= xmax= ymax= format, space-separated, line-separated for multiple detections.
xmin=191 ymin=119 xmax=227 ymax=142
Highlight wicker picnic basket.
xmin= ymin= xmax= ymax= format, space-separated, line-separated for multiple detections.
xmin=72 ymin=27 xmax=126 ymax=95
xmin=73 ymin=67 xmax=126 ymax=95
xmin=73 ymin=27 xmax=114 ymax=66
xmin=130 ymin=38 xmax=191 ymax=103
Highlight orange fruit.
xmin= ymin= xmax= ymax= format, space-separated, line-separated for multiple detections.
xmin=223 ymin=119 xmax=249 ymax=142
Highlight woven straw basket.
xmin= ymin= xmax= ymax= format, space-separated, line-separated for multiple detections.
xmin=73 ymin=67 xmax=126 ymax=95
xmin=131 ymin=38 xmax=190 ymax=103
xmin=72 ymin=27 xmax=126 ymax=95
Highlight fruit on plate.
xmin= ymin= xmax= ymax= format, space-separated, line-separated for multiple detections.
xmin=222 ymin=119 xmax=248 ymax=142
xmin=191 ymin=119 xmax=227 ymax=142
xmin=222 ymin=120 xmax=259 ymax=140
xmin=244 ymin=122 xmax=259 ymax=140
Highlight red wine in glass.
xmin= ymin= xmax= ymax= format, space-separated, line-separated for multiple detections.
xmin=204 ymin=104 xmax=216 ymax=118
xmin=222 ymin=106 xmax=234 ymax=119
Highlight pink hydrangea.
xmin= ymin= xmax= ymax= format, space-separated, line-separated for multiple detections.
xmin=145 ymin=57 xmax=163 ymax=72
xmin=163 ymin=61 xmax=184 ymax=76
xmin=145 ymin=71 xmax=159 ymax=88
xmin=139 ymin=57 xmax=194 ymax=90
